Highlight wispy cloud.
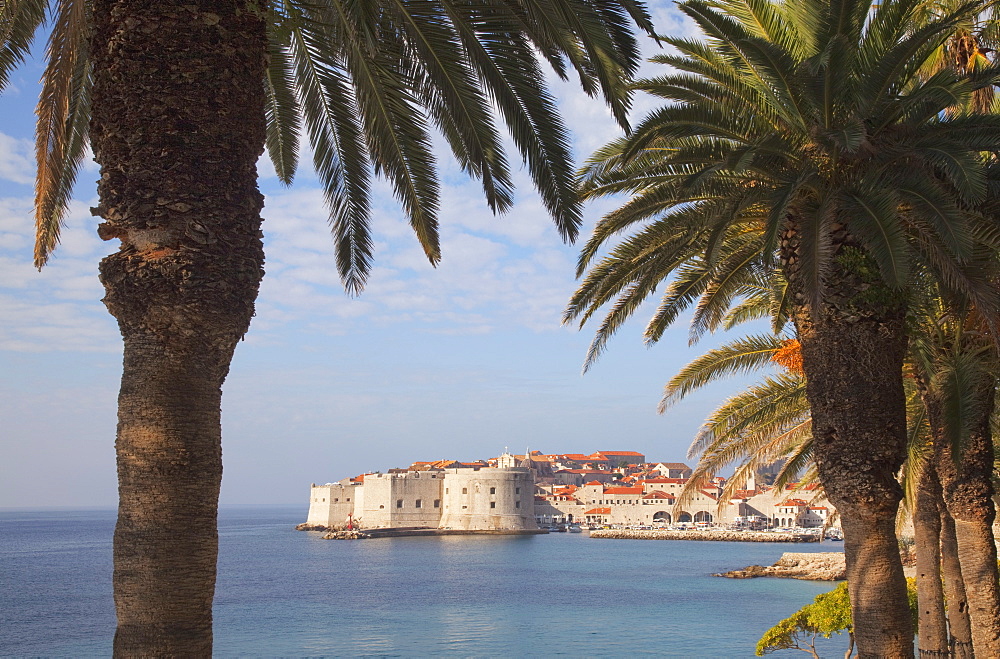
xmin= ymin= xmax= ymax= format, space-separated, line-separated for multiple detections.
xmin=0 ymin=133 xmax=35 ymax=186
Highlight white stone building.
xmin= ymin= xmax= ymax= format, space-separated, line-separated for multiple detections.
xmin=306 ymin=466 xmax=537 ymax=532
xmin=533 ymin=480 xmax=838 ymax=529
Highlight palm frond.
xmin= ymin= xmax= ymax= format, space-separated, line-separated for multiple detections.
xmin=0 ymin=0 xmax=46 ymax=94
xmin=660 ymin=333 xmax=787 ymax=411
xmin=264 ymin=30 xmax=302 ymax=186
xmin=33 ymin=0 xmax=90 ymax=268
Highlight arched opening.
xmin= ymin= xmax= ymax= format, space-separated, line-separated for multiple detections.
xmin=694 ymin=511 xmax=713 ymax=523
xmin=652 ymin=511 xmax=671 ymax=524
xmin=677 ymin=511 xmax=692 ymax=523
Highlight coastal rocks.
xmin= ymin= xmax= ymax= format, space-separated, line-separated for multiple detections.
xmin=588 ymin=529 xmax=820 ymax=542
xmin=715 ymin=552 xmax=846 ymax=580
xmin=322 ymin=530 xmax=370 ymax=540
xmin=295 ymin=523 xmax=370 ymax=539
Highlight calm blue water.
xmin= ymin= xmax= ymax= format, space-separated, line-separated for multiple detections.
xmin=1 ymin=506 xmax=850 ymax=657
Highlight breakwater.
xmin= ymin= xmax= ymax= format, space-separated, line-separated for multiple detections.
xmin=589 ymin=529 xmax=820 ymax=542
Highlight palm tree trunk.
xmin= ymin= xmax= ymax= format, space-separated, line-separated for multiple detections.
xmin=940 ymin=509 xmax=973 ymax=657
xmin=934 ymin=379 xmax=1000 ymax=657
xmin=90 ymin=1 xmax=267 ymax=654
xmin=784 ymin=224 xmax=914 ymax=657
xmin=795 ymin=309 xmax=914 ymax=658
xmin=914 ymin=463 xmax=948 ymax=656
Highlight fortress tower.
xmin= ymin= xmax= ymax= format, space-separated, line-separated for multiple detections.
xmin=439 ymin=467 xmax=536 ymax=531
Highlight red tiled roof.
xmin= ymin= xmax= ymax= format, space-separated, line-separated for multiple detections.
xmin=733 ymin=489 xmax=760 ymax=499
xmin=643 ymin=491 xmax=675 ymax=500
xmin=584 ymin=507 xmax=611 ymax=515
xmin=657 ymin=463 xmax=691 ymax=469
xmin=639 ymin=478 xmax=686 ymax=484
xmin=585 ymin=481 xmax=604 ymax=486
xmin=604 ymin=486 xmax=644 ymax=495
xmin=598 ymin=451 xmax=645 ymax=457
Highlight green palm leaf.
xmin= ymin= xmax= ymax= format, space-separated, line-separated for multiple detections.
xmin=0 ymin=0 xmax=46 ymax=94
xmin=33 ymin=0 xmax=90 ymax=268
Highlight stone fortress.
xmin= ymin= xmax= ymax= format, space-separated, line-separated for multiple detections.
xmin=305 ymin=464 xmax=537 ymax=532
xmin=304 ymin=449 xmax=838 ymax=533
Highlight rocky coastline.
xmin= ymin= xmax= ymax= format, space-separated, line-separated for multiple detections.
xmin=296 ymin=523 xmax=547 ymax=539
xmin=588 ymin=528 xmax=822 ymax=542
xmin=714 ymin=552 xmax=846 ymax=580
xmin=322 ymin=530 xmax=371 ymax=540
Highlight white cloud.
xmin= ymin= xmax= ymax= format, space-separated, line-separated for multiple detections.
xmin=0 ymin=133 xmax=34 ymax=186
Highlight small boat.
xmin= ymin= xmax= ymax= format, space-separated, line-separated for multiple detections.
xmin=567 ymin=524 xmax=583 ymax=533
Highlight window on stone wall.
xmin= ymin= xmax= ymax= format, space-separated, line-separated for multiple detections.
xmin=490 ymin=487 xmax=496 ymax=494
xmin=415 ymin=499 xmax=422 ymax=508
xmin=515 ymin=487 xmax=520 ymax=494
xmin=379 ymin=505 xmax=384 ymax=509
xmin=434 ymin=499 xmax=441 ymax=508
xmin=462 ymin=487 xmax=468 ymax=494
xmin=396 ymin=499 xmax=403 ymax=508
xmin=515 ymin=501 xmax=520 ymax=508
xmin=490 ymin=502 xmax=496 ymax=509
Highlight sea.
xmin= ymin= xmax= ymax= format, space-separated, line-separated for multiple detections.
xmin=1 ymin=506 xmax=850 ymax=657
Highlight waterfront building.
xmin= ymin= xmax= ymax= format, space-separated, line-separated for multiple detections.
xmin=532 ymin=478 xmax=838 ymax=529
xmin=306 ymin=466 xmax=536 ymax=532
xmin=305 ymin=449 xmax=839 ymax=532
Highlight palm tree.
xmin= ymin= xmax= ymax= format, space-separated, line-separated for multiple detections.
xmin=665 ymin=276 xmax=1000 ymax=655
xmin=2 ymin=1 xmax=654 ymax=654
xmin=564 ymin=0 xmax=1000 ymax=652
xmin=914 ymin=0 xmax=1000 ymax=115
xmin=909 ymin=294 xmax=1000 ymax=655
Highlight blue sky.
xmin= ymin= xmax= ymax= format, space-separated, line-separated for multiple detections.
xmin=0 ymin=3 xmax=760 ymax=508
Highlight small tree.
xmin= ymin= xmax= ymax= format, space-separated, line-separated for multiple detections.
xmin=757 ymin=581 xmax=918 ymax=658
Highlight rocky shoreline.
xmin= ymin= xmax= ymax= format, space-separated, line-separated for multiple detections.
xmin=588 ymin=528 xmax=822 ymax=542
xmin=714 ymin=552 xmax=846 ymax=580
xmin=296 ymin=523 xmax=547 ymax=539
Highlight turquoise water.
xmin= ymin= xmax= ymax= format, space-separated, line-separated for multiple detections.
xmin=2 ymin=506 xmax=849 ymax=657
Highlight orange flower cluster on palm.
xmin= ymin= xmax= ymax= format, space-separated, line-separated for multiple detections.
xmin=771 ymin=339 xmax=804 ymax=375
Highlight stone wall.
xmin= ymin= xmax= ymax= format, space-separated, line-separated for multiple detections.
xmin=439 ymin=468 xmax=536 ymax=531
xmin=589 ymin=529 xmax=820 ymax=542
xmin=305 ymin=483 xmax=358 ymax=528
xmin=360 ymin=472 xmax=445 ymax=528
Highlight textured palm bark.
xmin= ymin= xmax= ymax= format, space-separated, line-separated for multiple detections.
xmin=913 ymin=464 xmax=948 ymax=656
xmin=939 ymin=511 xmax=972 ymax=657
xmin=795 ymin=312 xmax=913 ymax=658
xmin=784 ymin=227 xmax=913 ymax=657
xmin=90 ymin=0 xmax=267 ymax=654
xmin=933 ymin=381 xmax=1000 ymax=658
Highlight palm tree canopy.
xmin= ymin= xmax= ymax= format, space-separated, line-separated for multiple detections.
xmin=1 ymin=0 xmax=655 ymax=292
xmin=564 ymin=0 xmax=1000 ymax=368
